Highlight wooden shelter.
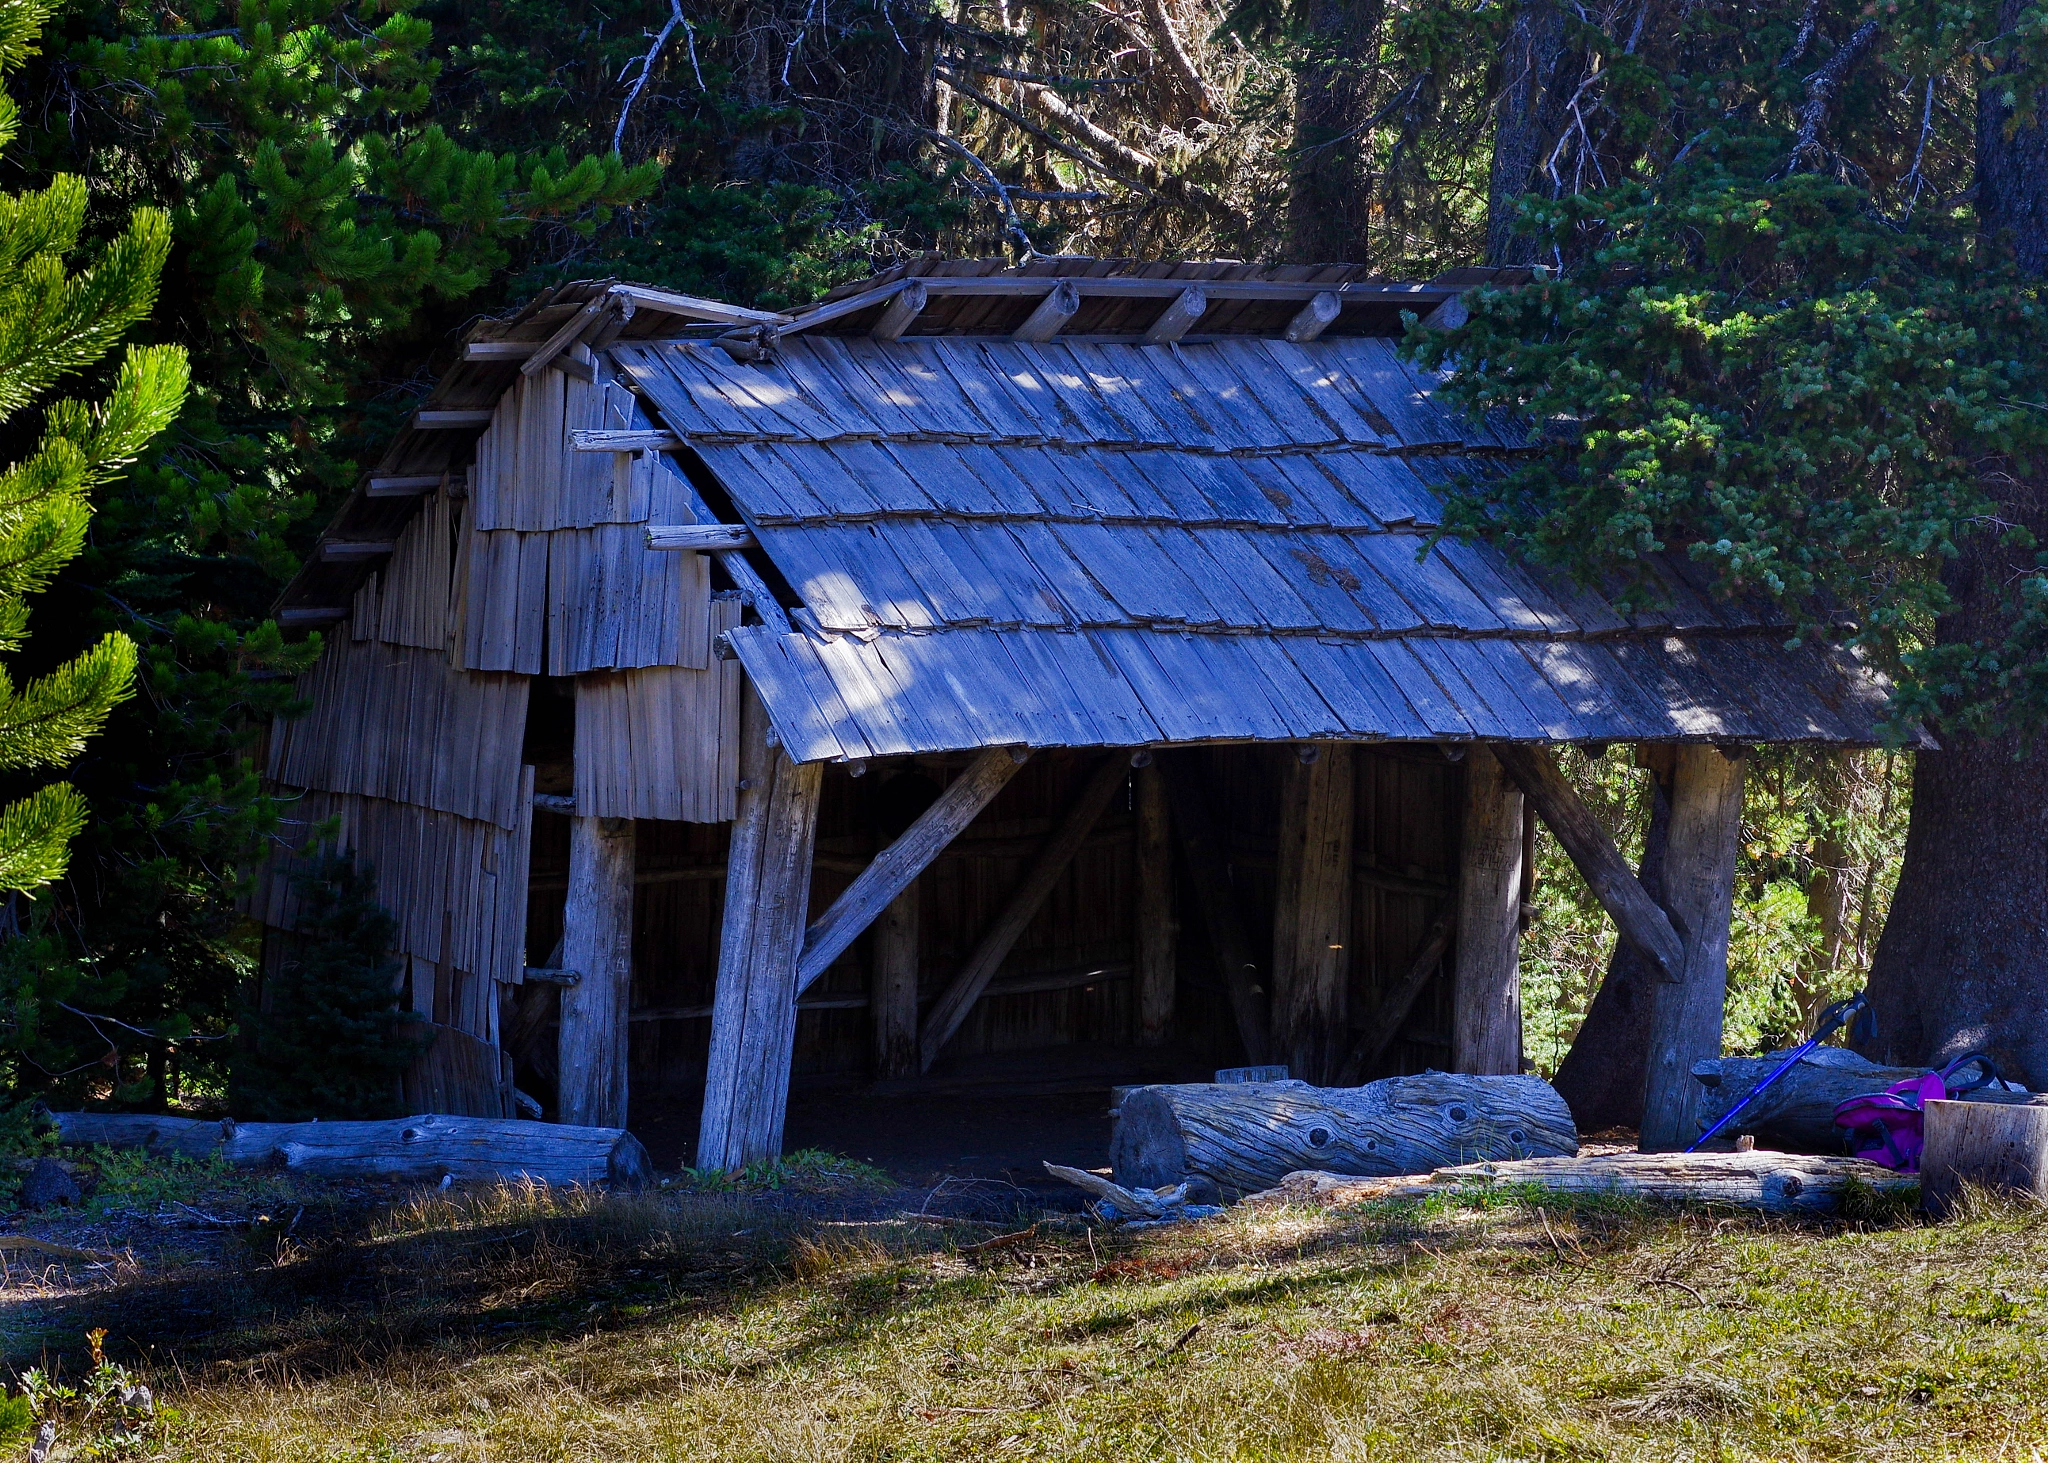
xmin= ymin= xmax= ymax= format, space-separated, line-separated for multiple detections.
xmin=263 ymin=259 xmax=1905 ymax=1164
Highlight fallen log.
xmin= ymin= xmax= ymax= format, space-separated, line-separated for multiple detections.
xmin=48 ymin=1112 xmax=652 ymax=1189
xmin=1255 ymin=1149 xmax=1916 ymax=1214
xmin=1690 ymin=1047 xmax=2035 ymax=1153
xmin=1111 ymin=1073 xmax=1577 ymax=1199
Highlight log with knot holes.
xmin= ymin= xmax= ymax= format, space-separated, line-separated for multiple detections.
xmin=1111 ymin=1073 xmax=1578 ymax=1199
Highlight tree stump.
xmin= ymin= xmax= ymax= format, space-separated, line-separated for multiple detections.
xmin=1111 ymin=1073 xmax=1577 ymax=1198
xmin=1922 ymin=1097 xmax=2048 ymax=1214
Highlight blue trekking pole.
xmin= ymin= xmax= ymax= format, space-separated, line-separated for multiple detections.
xmin=1686 ymin=991 xmax=1874 ymax=1153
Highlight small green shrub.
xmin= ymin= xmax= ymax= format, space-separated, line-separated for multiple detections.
xmin=0 ymin=1390 xmax=31 ymax=1443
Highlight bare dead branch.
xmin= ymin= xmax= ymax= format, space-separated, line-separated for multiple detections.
xmin=1787 ymin=19 xmax=1880 ymax=173
xmin=1137 ymin=0 xmax=1220 ymax=118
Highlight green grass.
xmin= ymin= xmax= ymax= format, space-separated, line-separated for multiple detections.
xmin=7 ymin=1179 xmax=2048 ymax=1460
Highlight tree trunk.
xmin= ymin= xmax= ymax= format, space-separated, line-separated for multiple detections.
xmin=1866 ymin=22 xmax=2048 ymax=1087
xmin=1111 ymin=1071 xmax=1576 ymax=1197
xmin=1640 ymin=746 xmax=1746 ymax=1152
xmin=1485 ymin=0 xmax=1582 ymax=267
xmin=1551 ymin=747 xmax=1672 ymax=1130
xmin=1285 ymin=0 xmax=1383 ymax=263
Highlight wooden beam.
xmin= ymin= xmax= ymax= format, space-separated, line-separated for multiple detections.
xmin=797 ymin=746 xmax=1029 ymax=992
xmin=1271 ymin=744 xmax=1355 ymax=1084
xmin=871 ymin=879 xmax=920 ymax=1078
xmin=776 ymin=278 xmax=916 ymax=336
xmin=412 ymin=409 xmax=495 ymax=429
xmin=277 ymin=607 xmax=346 ymax=626
xmin=913 ymin=276 xmax=1453 ymax=305
xmin=1452 ymin=745 xmax=1525 ymax=1076
xmin=463 ymin=340 xmax=537 ymax=361
xmin=1143 ymin=286 xmax=1209 ymax=344
xmin=1134 ymin=762 xmax=1175 ymax=1046
xmin=1157 ymin=753 xmax=1274 ymax=1066
xmin=698 ymin=688 xmax=824 ymax=1169
xmin=1012 ymin=279 xmax=1081 ymax=342
xmin=570 ymin=429 xmax=683 ymax=452
xmin=367 ymin=474 xmax=443 ymax=496
xmin=1640 ymin=746 xmax=1746 ymax=1152
xmin=607 ymin=283 xmax=792 ymax=327
xmin=646 ymin=523 xmax=757 ymax=551
xmin=1334 ymin=918 xmax=1452 ymax=1086
xmin=919 ymin=753 xmax=1132 ymax=1069
xmin=524 ymin=292 xmax=613 ymax=377
xmin=1284 ymin=291 xmax=1343 ymax=343
xmin=870 ymin=279 xmax=928 ymax=340
xmin=318 ymin=540 xmax=396 ymax=562
xmin=1491 ymin=743 xmax=1687 ymax=984
xmin=556 ymin=814 xmax=636 ymax=1127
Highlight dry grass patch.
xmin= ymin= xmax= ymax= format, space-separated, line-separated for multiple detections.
xmin=8 ymin=1181 xmax=2048 ymax=1460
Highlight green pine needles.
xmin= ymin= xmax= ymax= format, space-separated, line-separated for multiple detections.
xmin=0 ymin=0 xmax=186 ymax=894
xmin=233 ymin=842 xmax=429 ymax=1122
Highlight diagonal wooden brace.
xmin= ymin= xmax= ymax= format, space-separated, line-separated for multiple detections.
xmin=1490 ymin=743 xmax=1688 ymax=983
xmin=795 ymin=746 xmax=1030 ymax=993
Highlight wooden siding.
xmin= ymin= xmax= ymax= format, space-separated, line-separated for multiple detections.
xmin=262 ymin=776 xmax=534 ymax=1038
xmin=267 ymin=630 xmax=532 ymax=831
xmin=574 ymin=598 xmax=745 ymax=822
xmin=458 ymin=362 xmax=714 ymax=675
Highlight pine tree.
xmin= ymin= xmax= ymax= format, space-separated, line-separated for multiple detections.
xmin=232 ymin=843 xmax=427 ymax=1122
xmin=0 ymin=0 xmax=185 ymax=896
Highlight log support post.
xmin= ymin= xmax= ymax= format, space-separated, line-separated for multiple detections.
xmin=1271 ymin=744 xmax=1355 ymax=1083
xmin=1134 ymin=762 xmax=1175 ymax=1046
xmin=871 ymin=878 xmax=921 ymax=1078
xmin=557 ymin=814 xmax=635 ymax=1128
xmin=698 ymin=688 xmax=824 ymax=1169
xmin=1453 ymin=745 xmax=1525 ymax=1076
xmin=1639 ymin=746 xmax=1746 ymax=1152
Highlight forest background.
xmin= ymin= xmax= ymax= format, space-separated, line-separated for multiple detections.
xmin=0 ymin=0 xmax=2013 ymax=1109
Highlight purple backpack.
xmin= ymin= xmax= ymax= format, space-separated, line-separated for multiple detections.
xmin=1832 ymin=1053 xmax=2001 ymax=1172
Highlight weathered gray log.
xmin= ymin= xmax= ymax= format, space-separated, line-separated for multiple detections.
xmin=1690 ymin=1046 xmax=2036 ymax=1152
xmin=1254 ymin=1149 xmax=1915 ymax=1214
xmin=50 ymin=1112 xmax=653 ymax=1188
xmin=1641 ymin=746 xmax=1747 ymax=1151
xmin=1492 ymin=743 xmax=1687 ymax=983
xmin=1452 ymin=745 xmax=1524 ymax=1075
xmin=1921 ymin=1098 xmax=2048 ymax=1214
xmin=1111 ymin=1072 xmax=1577 ymax=1198
xmin=698 ymin=686 xmax=824 ymax=1169
xmin=1271 ymin=744 xmax=1354 ymax=1083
